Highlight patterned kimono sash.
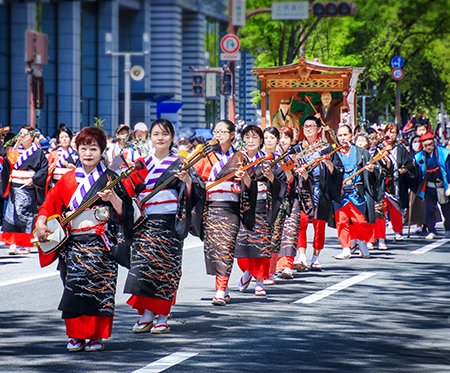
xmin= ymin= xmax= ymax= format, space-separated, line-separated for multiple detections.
xmin=143 ymin=148 xmax=179 ymax=189
xmin=138 ymin=149 xmax=179 ymax=214
xmin=56 ymin=146 xmax=74 ymax=167
xmin=14 ymin=143 xmax=39 ymax=169
xmin=208 ymin=146 xmax=235 ymax=181
xmin=68 ymin=162 xmax=107 ymax=210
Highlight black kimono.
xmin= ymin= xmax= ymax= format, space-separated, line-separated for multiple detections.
xmin=123 ymin=152 xmax=205 ymax=316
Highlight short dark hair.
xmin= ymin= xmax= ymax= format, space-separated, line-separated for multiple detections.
xmin=263 ymin=126 xmax=280 ymax=140
xmin=216 ymin=119 xmax=236 ymax=133
xmin=149 ymin=119 xmax=175 ymax=149
xmin=303 ymin=116 xmax=321 ymax=127
xmin=338 ymin=124 xmax=352 ymax=134
xmin=241 ymin=125 xmax=263 ymax=141
xmin=57 ymin=128 xmax=73 ymax=141
xmin=76 ymin=126 xmax=107 ymax=153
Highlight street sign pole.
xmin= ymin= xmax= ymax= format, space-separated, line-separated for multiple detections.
xmin=395 ymin=81 xmax=401 ymax=126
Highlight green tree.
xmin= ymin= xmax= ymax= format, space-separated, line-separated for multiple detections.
xmin=238 ymin=0 xmax=450 ymax=125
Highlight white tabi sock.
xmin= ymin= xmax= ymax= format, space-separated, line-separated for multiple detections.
xmin=351 ymin=239 xmax=357 ymax=248
xmin=311 ymin=255 xmax=319 ymax=264
xmin=140 ymin=309 xmax=154 ymax=323
xmin=215 ymin=290 xmax=226 ymax=299
xmin=242 ymin=270 xmax=252 ymax=283
xmin=255 ymin=281 xmax=264 ymax=290
xmin=299 ymin=253 xmax=307 ymax=263
xmin=156 ymin=314 xmax=168 ymax=325
xmin=379 ymin=238 xmax=386 ymax=245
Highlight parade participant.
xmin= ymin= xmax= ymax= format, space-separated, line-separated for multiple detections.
xmin=35 ymin=126 xmax=134 ymax=352
xmin=334 ymin=125 xmax=376 ymax=259
xmin=123 ymin=119 xmax=205 ymax=333
xmin=195 ymin=119 xmax=256 ymax=306
xmin=275 ymin=128 xmax=313 ymax=279
xmin=106 ymin=124 xmax=134 ymax=171
xmin=414 ymin=132 xmax=450 ymax=239
xmin=177 ymin=136 xmax=192 ymax=159
xmin=48 ymin=128 xmax=79 ymax=188
xmin=39 ymin=138 xmax=52 ymax=157
xmin=4 ymin=126 xmax=48 ymax=255
xmin=130 ymin=122 xmax=153 ymax=158
xmin=263 ymin=127 xmax=280 ymax=155
xmin=415 ymin=123 xmax=428 ymax=138
xmin=408 ymin=135 xmax=426 ymax=235
xmin=277 ymin=127 xmax=294 ymax=154
xmin=383 ymin=123 xmax=414 ymax=241
xmin=293 ymin=117 xmax=343 ymax=271
xmin=353 ymin=131 xmax=385 ymax=250
xmin=235 ymin=125 xmax=287 ymax=296
xmin=262 ymin=126 xmax=285 ymax=285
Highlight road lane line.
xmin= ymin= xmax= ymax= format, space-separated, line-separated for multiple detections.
xmin=0 ymin=272 xmax=59 ymax=288
xmin=132 ymin=352 xmax=198 ymax=373
xmin=183 ymin=242 xmax=202 ymax=250
xmin=294 ymin=272 xmax=377 ymax=304
xmin=411 ymin=239 xmax=450 ymax=255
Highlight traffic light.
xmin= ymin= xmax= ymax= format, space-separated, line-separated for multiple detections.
xmin=311 ymin=2 xmax=357 ymax=17
xmin=220 ymin=71 xmax=232 ymax=96
xmin=192 ymin=73 xmax=205 ymax=96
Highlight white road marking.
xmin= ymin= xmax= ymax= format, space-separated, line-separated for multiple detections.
xmin=294 ymin=272 xmax=377 ymax=304
xmin=411 ymin=239 xmax=450 ymax=255
xmin=132 ymin=352 xmax=198 ymax=373
xmin=183 ymin=242 xmax=203 ymax=250
xmin=0 ymin=272 xmax=59 ymax=288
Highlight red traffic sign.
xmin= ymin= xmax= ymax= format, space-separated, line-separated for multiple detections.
xmin=220 ymin=34 xmax=240 ymax=54
xmin=392 ymin=68 xmax=404 ymax=80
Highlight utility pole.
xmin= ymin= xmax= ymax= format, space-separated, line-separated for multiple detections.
xmin=105 ymin=32 xmax=149 ymax=127
xmin=25 ymin=30 xmax=48 ymax=129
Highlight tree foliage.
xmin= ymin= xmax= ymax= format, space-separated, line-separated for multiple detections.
xmin=238 ymin=0 xmax=450 ymax=125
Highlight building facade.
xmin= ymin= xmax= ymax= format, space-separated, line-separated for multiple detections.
xmin=0 ymin=0 xmax=257 ymax=137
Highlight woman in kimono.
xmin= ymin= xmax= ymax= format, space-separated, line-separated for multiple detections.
xmin=383 ymin=123 xmax=414 ymax=241
xmin=122 ymin=119 xmax=205 ymax=334
xmin=195 ymin=119 xmax=256 ymax=306
xmin=48 ymin=128 xmax=80 ymax=188
xmin=35 ymin=126 xmax=134 ymax=352
xmin=235 ymin=125 xmax=287 ymax=296
xmin=4 ymin=126 xmax=48 ymax=255
xmin=276 ymin=127 xmax=314 ymax=279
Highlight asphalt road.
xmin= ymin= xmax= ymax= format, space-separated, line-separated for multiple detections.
xmin=0 ymin=223 xmax=449 ymax=373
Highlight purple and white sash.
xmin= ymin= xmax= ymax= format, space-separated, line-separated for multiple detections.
xmin=56 ymin=146 xmax=74 ymax=167
xmin=143 ymin=148 xmax=179 ymax=189
xmin=208 ymin=146 xmax=235 ymax=181
xmin=14 ymin=143 xmax=39 ymax=169
xmin=68 ymin=162 xmax=107 ymax=210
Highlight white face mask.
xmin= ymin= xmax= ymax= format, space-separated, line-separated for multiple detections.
xmin=412 ymin=142 xmax=420 ymax=152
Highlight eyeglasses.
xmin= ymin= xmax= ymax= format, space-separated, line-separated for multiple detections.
xmin=304 ymin=125 xmax=318 ymax=129
xmin=213 ymin=130 xmax=231 ymax=135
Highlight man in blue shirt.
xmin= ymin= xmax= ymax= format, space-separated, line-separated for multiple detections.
xmin=414 ymin=132 xmax=450 ymax=239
